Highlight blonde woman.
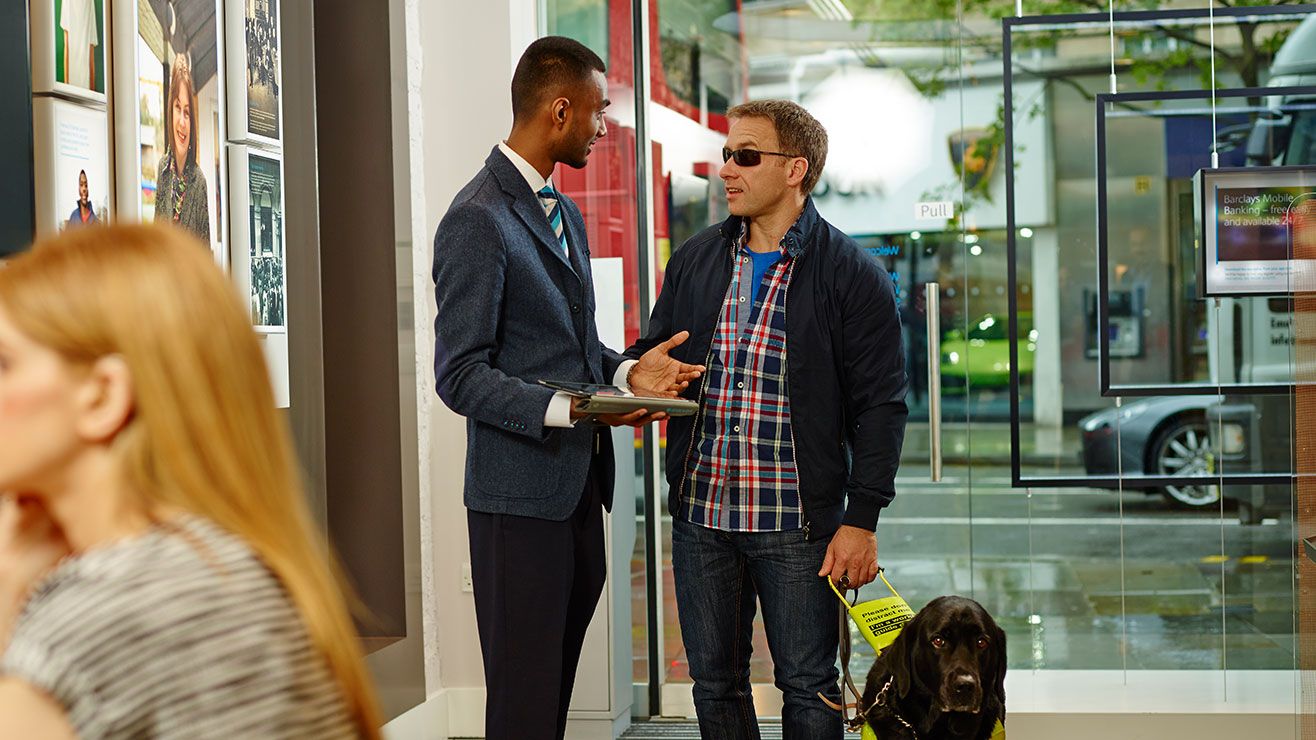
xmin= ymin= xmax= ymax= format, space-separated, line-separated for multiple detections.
xmin=0 ymin=224 xmax=381 ymax=738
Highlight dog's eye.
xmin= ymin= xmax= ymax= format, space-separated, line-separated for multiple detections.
xmin=976 ymin=636 xmax=990 ymax=650
xmin=931 ymin=635 xmax=946 ymax=649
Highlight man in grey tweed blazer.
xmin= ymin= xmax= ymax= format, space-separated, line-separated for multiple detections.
xmin=431 ymin=37 xmax=702 ymax=740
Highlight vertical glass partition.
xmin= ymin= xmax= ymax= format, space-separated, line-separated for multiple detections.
xmin=1003 ymin=4 xmax=1310 ymax=725
xmin=542 ymin=0 xmax=1314 ymax=729
xmin=641 ymin=0 xmax=980 ymax=715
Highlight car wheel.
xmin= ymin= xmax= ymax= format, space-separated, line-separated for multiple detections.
xmin=1150 ymin=416 xmax=1221 ymax=509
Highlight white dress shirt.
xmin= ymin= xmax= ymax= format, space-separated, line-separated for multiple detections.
xmin=497 ymin=142 xmax=637 ymax=428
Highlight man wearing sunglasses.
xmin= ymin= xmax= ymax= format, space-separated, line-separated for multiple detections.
xmin=626 ymin=100 xmax=908 ymax=738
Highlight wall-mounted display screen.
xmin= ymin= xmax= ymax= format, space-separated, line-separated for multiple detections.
xmin=1196 ymin=166 xmax=1316 ymax=296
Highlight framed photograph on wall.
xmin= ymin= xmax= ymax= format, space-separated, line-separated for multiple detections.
xmin=226 ymin=0 xmax=282 ymax=146
xmin=112 ymin=0 xmax=227 ymax=261
xmin=29 ymin=0 xmax=108 ymax=103
xmin=231 ymin=148 xmax=287 ymax=329
xmin=32 ymin=97 xmax=111 ymax=237
xmin=229 ymin=145 xmax=290 ymax=406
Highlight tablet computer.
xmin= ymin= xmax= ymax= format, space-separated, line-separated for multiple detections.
xmin=538 ymin=379 xmax=699 ymax=416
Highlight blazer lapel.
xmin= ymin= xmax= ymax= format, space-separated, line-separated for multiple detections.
xmin=487 ymin=148 xmax=575 ymax=273
xmin=563 ymin=204 xmax=590 ymax=281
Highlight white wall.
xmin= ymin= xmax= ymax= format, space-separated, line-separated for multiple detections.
xmin=392 ymin=0 xmax=538 ymax=734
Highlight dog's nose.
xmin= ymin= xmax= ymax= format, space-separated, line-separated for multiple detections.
xmin=952 ymin=674 xmax=978 ymax=694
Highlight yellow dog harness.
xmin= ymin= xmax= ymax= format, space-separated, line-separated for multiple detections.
xmin=860 ymin=718 xmax=1006 ymax=740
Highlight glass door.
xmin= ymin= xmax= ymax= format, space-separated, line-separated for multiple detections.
xmin=640 ymin=0 xmax=980 ymax=718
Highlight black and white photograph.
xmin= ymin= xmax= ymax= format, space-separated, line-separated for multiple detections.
xmin=227 ymin=0 xmax=282 ymax=145
xmin=245 ymin=0 xmax=280 ymax=139
xmin=226 ymin=144 xmax=289 ymax=406
xmin=237 ymin=150 xmax=286 ymax=328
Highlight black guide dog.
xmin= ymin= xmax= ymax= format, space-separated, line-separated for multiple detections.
xmin=859 ymin=596 xmax=1006 ymax=739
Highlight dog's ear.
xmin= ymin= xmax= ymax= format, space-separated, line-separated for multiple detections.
xmin=888 ymin=609 xmax=923 ymax=700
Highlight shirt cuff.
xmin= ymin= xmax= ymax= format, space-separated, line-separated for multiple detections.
xmin=841 ymin=496 xmax=883 ymax=531
xmin=614 ymin=360 xmax=639 ymax=391
xmin=545 ymin=392 xmax=578 ymax=428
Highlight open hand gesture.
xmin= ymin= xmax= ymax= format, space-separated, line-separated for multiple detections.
xmin=629 ymin=331 xmax=706 ymax=398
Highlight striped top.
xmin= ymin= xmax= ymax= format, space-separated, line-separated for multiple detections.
xmin=680 ymin=222 xmax=805 ymax=532
xmin=0 ymin=515 xmax=358 ymax=739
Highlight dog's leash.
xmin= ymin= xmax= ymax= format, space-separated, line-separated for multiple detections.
xmin=816 ymin=581 xmax=865 ymax=731
xmin=817 ymin=568 xmax=906 ymax=732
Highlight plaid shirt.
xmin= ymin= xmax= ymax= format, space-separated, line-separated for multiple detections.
xmin=679 ymin=223 xmax=805 ymax=532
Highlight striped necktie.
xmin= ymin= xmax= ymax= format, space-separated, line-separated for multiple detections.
xmin=537 ymin=185 xmax=569 ymax=257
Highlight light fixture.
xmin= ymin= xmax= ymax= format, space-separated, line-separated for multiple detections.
xmin=970 ymin=245 xmax=983 ymax=256
xmin=910 ymin=231 xmax=921 ymax=240
xmin=1020 ymin=227 xmax=1034 ymax=238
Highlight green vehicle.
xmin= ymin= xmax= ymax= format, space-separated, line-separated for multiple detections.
xmin=940 ymin=312 xmax=1035 ymax=390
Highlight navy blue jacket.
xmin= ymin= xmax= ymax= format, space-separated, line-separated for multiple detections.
xmin=433 ymin=148 xmax=625 ymax=520
xmin=626 ymin=198 xmax=908 ymax=538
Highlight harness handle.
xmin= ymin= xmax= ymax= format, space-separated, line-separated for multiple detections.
xmin=823 ymin=568 xmax=894 ymax=732
xmin=827 ymin=567 xmax=904 ymax=606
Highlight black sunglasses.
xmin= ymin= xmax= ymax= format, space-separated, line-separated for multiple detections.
xmin=721 ymin=147 xmax=799 ymax=167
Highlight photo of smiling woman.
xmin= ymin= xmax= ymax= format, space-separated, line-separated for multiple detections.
xmin=153 ymin=55 xmax=211 ymax=242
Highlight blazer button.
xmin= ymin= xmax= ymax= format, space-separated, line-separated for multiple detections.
xmin=571 ymin=303 xmax=581 ymax=314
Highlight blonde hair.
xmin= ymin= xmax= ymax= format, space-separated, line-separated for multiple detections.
xmin=0 ymin=224 xmax=382 ymax=738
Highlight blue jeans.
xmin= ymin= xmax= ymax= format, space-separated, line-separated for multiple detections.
xmin=672 ymin=517 xmax=843 ymax=740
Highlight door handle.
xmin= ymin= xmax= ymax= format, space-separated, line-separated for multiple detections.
xmin=926 ymin=282 xmax=942 ymax=482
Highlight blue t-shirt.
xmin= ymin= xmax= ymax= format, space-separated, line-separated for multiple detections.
xmin=746 ymin=248 xmax=782 ymax=301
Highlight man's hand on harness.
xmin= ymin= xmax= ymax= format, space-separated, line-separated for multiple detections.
xmin=818 ymin=525 xmax=878 ymax=589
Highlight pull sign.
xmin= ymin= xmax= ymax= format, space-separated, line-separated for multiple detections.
xmin=915 ymin=201 xmax=955 ymax=220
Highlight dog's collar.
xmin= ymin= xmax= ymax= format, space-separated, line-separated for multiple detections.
xmin=869 ymin=678 xmax=1008 ymax=740
xmin=873 ymin=676 xmax=919 ymax=738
